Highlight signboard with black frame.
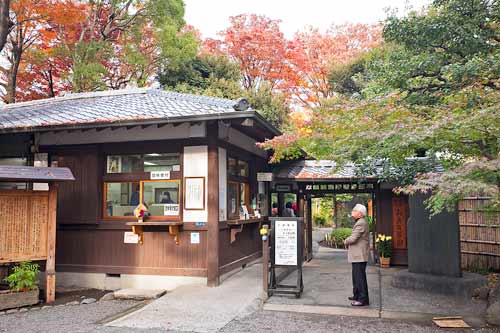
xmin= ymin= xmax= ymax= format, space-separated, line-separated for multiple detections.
xmin=268 ymin=217 xmax=304 ymax=298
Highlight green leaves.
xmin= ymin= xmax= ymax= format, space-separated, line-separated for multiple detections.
xmin=4 ymin=261 xmax=40 ymax=292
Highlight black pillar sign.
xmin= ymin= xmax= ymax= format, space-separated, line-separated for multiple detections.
xmin=268 ymin=217 xmax=304 ymax=298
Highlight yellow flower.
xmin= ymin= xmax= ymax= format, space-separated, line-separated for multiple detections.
xmin=381 ymin=235 xmax=386 ymax=242
xmin=386 ymin=236 xmax=392 ymax=241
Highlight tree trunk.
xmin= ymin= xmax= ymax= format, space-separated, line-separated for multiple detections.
xmin=0 ymin=0 xmax=10 ymax=53
xmin=4 ymin=38 xmax=22 ymax=104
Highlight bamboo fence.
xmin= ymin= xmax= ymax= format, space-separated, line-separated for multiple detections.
xmin=459 ymin=197 xmax=500 ymax=271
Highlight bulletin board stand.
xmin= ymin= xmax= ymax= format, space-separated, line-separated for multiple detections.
xmin=268 ymin=217 xmax=304 ymax=298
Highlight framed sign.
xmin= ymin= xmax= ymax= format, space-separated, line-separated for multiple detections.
xmin=184 ymin=177 xmax=205 ymax=210
xmin=107 ymin=156 xmax=122 ymax=173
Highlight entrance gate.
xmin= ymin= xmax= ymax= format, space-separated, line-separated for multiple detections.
xmin=269 ymin=181 xmax=409 ymax=266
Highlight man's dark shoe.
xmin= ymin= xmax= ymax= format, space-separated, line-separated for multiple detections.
xmin=351 ymin=301 xmax=369 ymax=306
xmin=348 ymin=296 xmax=356 ymax=301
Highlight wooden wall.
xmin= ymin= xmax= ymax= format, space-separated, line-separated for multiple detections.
xmin=45 ymin=139 xmax=264 ymax=278
xmin=218 ymin=223 xmax=261 ymax=274
xmin=56 ymin=227 xmax=207 ymax=276
xmin=459 ymin=198 xmax=500 ymax=271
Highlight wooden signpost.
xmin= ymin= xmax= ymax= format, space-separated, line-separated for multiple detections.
xmin=268 ymin=217 xmax=304 ymax=298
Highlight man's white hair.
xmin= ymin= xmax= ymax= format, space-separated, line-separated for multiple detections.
xmin=352 ymin=203 xmax=367 ymax=217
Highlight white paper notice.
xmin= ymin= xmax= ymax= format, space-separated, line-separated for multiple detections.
xmin=164 ymin=204 xmax=179 ymax=216
xmin=275 ymin=220 xmax=297 ymax=266
xmin=124 ymin=232 xmax=139 ymax=244
xmin=191 ymin=232 xmax=200 ymax=244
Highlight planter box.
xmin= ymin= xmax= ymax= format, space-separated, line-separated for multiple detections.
xmin=0 ymin=288 xmax=39 ymax=310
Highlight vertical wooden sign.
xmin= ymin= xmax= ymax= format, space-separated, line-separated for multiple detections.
xmin=392 ymin=196 xmax=408 ymax=250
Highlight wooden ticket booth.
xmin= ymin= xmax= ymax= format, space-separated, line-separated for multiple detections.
xmin=0 ymin=166 xmax=74 ymax=302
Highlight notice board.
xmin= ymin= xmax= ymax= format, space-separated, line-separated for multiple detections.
xmin=275 ymin=220 xmax=298 ymax=265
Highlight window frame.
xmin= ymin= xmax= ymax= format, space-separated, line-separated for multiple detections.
xmin=140 ymin=179 xmax=182 ymax=220
xmin=102 ymin=151 xmax=183 ymax=221
xmin=227 ymin=155 xmax=253 ymax=220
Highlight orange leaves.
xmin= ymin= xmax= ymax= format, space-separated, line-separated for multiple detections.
xmin=204 ymin=14 xmax=296 ymax=92
xmin=288 ymin=23 xmax=382 ymax=107
xmin=203 ymin=15 xmax=382 ymax=110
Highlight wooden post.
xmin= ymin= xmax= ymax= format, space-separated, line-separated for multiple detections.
xmin=207 ymin=123 xmax=219 ymax=287
xmin=307 ymin=196 xmax=313 ymax=260
xmin=262 ymin=225 xmax=269 ymax=297
xmin=46 ymin=182 xmax=58 ymax=303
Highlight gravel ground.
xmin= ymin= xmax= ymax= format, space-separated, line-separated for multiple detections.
xmin=1 ymin=301 xmax=498 ymax=332
xmin=0 ymin=300 xmax=163 ymax=333
xmin=221 ymin=310 xmax=500 ymax=333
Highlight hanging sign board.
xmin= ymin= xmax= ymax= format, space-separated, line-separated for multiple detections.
xmin=274 ymin=220 xmax=298 ymax=265
xmin=257 ymin=172 xmax=273 ymax=182
xmin=151 ymin=171 xmax=171 ymax=180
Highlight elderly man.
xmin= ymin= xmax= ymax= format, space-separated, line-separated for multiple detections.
xmin=343 ymin=203 xmax=370 ymax=306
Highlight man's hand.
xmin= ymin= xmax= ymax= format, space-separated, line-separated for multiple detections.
xmin=344 ymin=239 xmax=348 ymax=247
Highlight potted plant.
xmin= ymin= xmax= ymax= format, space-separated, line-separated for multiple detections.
xmin=375 ymin=234 xmax=392 ymax=268
xmin=0 ymin=261 xmax=40 ymax=310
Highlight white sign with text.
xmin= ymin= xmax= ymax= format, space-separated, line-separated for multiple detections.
xmin=124 ymin=232 xmax=139 ymax=244
xmin=275 ymin=220 xmax=298 ymax=266
xmin=151 ymin=170 xmax=171 ymax=180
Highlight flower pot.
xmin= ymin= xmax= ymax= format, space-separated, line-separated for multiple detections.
xmin=0 ymin=288 xmax=39 ymax=310
xmin=380 ymin=256 xmax=391 ymax=268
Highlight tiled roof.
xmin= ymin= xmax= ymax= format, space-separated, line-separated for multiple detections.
xmin=0 ymin=88 xmax=264 ymax=133
xmin=274 ymin=158 xmax=443 ymax=180
xmin=0 ymin=166 xmax=75 ymax=182
xmin=274 ymin=160 xmax=361 ymax=179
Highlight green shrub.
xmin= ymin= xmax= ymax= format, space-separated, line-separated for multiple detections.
xmin=4 ymin=261 xmax=40 ymax=292
xmin=325 ymin=228 xmax=352 ymax=248
xmin=315 ymin=216 xmax=326 ymax=226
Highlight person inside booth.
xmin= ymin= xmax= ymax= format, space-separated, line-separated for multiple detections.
xmin=283 ymin=201 xmax=296 ymax=217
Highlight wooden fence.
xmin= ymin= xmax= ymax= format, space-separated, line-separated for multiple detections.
xmin=459 ymin=197 xmax=500 ymax=271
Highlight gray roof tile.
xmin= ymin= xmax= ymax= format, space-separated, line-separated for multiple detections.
xmin=0 ymin=88 xmax=249 ymax=132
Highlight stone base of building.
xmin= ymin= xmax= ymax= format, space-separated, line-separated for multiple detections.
xmin=38 ymin=271 xmax=206 ymax=291
xmin=391 ymin=269 xmax=487 ymax=299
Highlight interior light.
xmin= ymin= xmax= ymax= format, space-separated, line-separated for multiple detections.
xmin=146 ymin=153 xmax=161 ymax=157
xmin=144 ymin=161 xmax=157 ymax=165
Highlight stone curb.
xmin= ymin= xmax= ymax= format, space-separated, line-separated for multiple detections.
xmin=263 ymin=303 xmax=488 ymax=328
xmin=0 ymin=297 xmax=113 ymax=315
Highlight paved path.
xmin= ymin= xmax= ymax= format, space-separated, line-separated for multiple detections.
xmin=107 ymin=262 xmax=264 ymax=332
xmin=266 ymin=247 xmax=489 ymax=327
xmin=222 ymin=310 xmax=498 ymax=332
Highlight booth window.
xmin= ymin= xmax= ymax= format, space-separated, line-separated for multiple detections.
xmin=103 ymin=153 xmax=181 ymax=219
xmin=227 ymin=156 xmax=252 ymax=220
xmin=141 ymin=180 xmax=180 ymax=218
xmin=105 ymin=182 xmax=138 ymax=217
